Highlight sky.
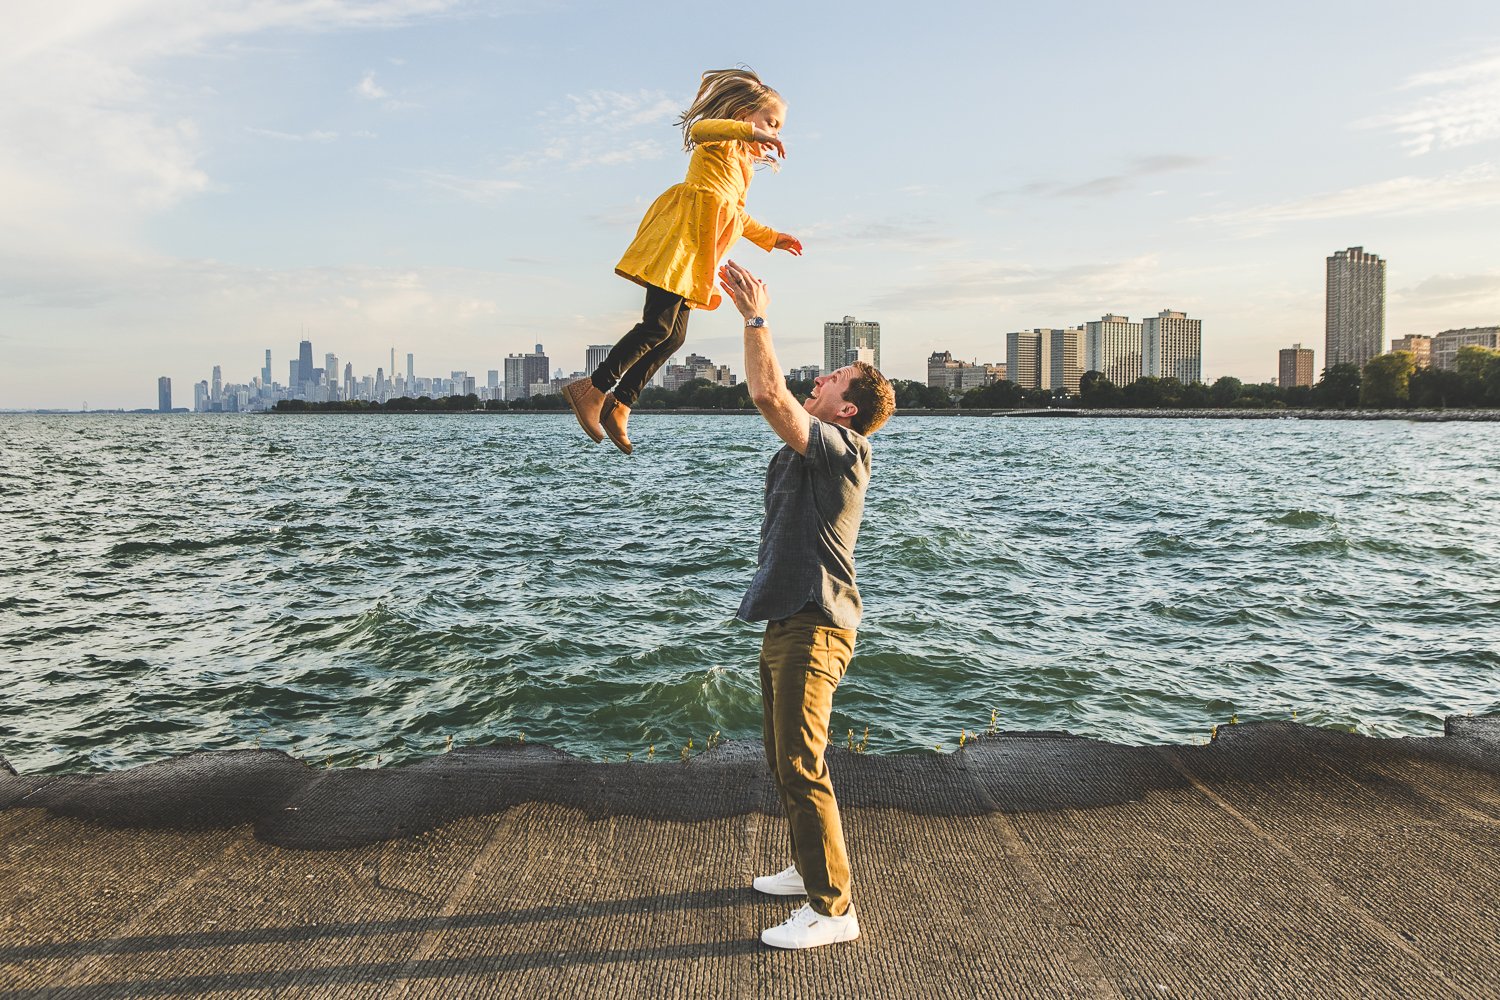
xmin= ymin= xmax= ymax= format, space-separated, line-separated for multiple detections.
xmin=3 ymin=0 xmax=1500 ymax=408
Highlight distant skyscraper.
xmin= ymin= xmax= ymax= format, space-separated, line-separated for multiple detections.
xmin=297 ymin=339 xmax=315 ymax=387
xmin=1142 ymin=310 xmax=1203 ymax=384
xmin=262 ymin=350 xmax=272 ymax=386
xmin=157 ymin=377 xmax=172 ymax=413
xmin=1279 ymin=344 xmax=1315 ymax=388
xmin=1084 ymin=315 xmax=1143 ymax=387
xmin=824 ymin=316 xmax=881 ymax=374
xmin=407 ymin=353 xmax=415 ymax=386
xmin=211 ymin=365 xmax=222 ymax=403
xmin=586 ymin=345 xmax=611 ymax=374
xmin=194 ymin=380 xmax=209 ymax=412
xmin=505 ymin=344 xmax=551 ymax=400
xmin=1325 ymin=246 xmax=1385 ymax=370
xmin=343 ymin=362 xmax=354 ymax=400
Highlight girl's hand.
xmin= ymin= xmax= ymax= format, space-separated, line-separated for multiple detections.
xmin=774 ymin=234 xmax=803 ymax=256
xmin=750 ymin=129 xmax=786 ymax=160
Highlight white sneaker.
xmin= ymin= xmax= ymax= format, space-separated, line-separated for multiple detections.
xmin=752 ymin=865 xmax=806 ymax=896
xmin=760 ymin=902 xmax=859 ymax=950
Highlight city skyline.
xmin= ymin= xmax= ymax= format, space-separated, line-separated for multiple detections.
xmin=4 ymin=3 xmax=1500 ymax=408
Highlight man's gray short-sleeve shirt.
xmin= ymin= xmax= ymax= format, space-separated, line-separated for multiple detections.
xmin=737 ymin=417 xmax=871 ymax=631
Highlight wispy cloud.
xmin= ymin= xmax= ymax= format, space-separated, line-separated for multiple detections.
xmin=0 ymin=1 xmax=464 ymax=253
xmin=411 ymin=169 xmax=524 ymax=202
xmin=508 ymin=89 xmax=680 ymax=170
xmin=869 ymin=255 xmax=1163 ymax=315
xmin=1192 ymin=163 xmax=1500 ymax=231
xmin=1394 ymin=270 xmax=1500 ymax=310
xmin=354 ymin=69 xmax=419 ymax=111
xmin=1360 ymin=48 xmax=1500 ymax=155
xmin=245 ymin=126 xmax=340 ymax=142
xmin=794 ymin=216 xmax=961 ymax=250
xmin=355 ymin=71 xmax=389 ymax=100
xmin=1000 ymin=155 xmax=1212 ymax=200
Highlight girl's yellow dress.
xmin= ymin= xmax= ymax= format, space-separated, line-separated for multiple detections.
xmin=615 ymin=119 xmax=780 ymax=311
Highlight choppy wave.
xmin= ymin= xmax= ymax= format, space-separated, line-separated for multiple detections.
xmin=1 ymin=413 xmax=1497 ymax=774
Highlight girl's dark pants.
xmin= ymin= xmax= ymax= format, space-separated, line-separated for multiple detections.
xmin=591 ymin=283 xmax=690 ymax=407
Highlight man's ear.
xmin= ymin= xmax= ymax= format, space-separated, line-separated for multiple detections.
xmin=837 ymin=400 xmax=858 ymax=421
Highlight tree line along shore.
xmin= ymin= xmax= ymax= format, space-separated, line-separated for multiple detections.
xmin=273 ymin=345 xmax=1500 ymax=417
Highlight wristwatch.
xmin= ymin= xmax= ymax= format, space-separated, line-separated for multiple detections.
xmin=745 ymin=316 xmax=767 ymax=328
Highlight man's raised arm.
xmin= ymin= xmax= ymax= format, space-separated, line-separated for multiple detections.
xmin=718 ymin=260 xmax=812 ymax=455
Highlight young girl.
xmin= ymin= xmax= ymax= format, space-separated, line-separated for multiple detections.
xmin=563 ymin=68 xmax=802 ymax=454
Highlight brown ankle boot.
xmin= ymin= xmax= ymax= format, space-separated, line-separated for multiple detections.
xmin=561 ymin=378 xmax=605 ymax=443
xmin=601 ymin=394 xmax=633 ymax=455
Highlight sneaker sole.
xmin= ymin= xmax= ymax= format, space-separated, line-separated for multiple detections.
xmin=752 ymin=881 xmax=807 ymax=896
xmin=760 ymin=924 xmax=860 ymax=949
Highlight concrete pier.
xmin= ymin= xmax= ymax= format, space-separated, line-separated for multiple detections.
xmin=3 ymin=716 xmax=1497 ymax=998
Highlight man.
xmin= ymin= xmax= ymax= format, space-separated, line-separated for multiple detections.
xmin=716 ymin=259 xmax=896 ymax=951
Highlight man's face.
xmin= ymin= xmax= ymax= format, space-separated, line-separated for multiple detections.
xmin=804 ymin=366 xmax=858 ymax=424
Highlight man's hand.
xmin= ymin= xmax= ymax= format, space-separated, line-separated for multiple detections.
xmin=721 ymin=260 xmax=813 ymax=455
xmin=774 ymin=233 xmax=803 ymax=256
xmin=719 ymin=260 xmax=771 ymax=320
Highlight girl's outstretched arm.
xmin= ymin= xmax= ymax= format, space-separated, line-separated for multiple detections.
xmin=740 ymin=213 xmax=780 ymax=253
xmin=689 ymin=119 xmax=786 ymax=159
xmin=689 ymin=119 xmax=755 ymax=144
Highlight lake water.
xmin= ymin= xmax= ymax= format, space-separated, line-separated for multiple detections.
xmin=2 ymin=413 xmax=1496 ymax=774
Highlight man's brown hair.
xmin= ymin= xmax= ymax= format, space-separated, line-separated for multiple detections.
xmin=845 ymin=361 xmax=895 ymax=436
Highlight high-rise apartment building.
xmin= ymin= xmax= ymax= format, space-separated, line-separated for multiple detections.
xmin=407 ymin=353 xmax=415 ymax=387
xmin=343 ymin=363 xmax=354 ymax=400
xmin=194 ymin=380 xmax=209 ymax=412
xmin=1279 ymin=344 xmax=1315 ymax=388
xmin=824 ymin=316 xmax=880 ymax=374
xmin=1326 ymin=246 xmax=1385 ymax=369
xmin=1005 ymin=331 xmax=1047 ymax=390
xmin=1048 ymin=327 xmax=1084 ymax=394
xmin=1004 ymin=329 xmax=1080 ymax=391
xmin=1142 ymin=310 xmax=1203 ymax=384
xmin=157 ymin=377 xmax=172 ymax=413
xmin=586 ymin=345 xmax=611 ymax=374
xmin=262 ymin=350 xmax=272 ymax=386
xmin=1084 ymin=314 xmax=1143 ymax=386
xmin=1390 ymin=334 xmax=1432 ymax=368
xmin=504 ymin=344 xmax=551 ymax=400
xmin=1431 ymin=327 xmax=1500 ymax=371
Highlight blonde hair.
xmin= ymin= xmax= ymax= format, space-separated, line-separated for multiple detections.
xmin=677 ymin=67 xmax=784 ymax=153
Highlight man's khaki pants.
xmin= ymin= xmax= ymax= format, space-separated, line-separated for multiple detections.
xmin=759 ymin=604 xmax=856 ymax=917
